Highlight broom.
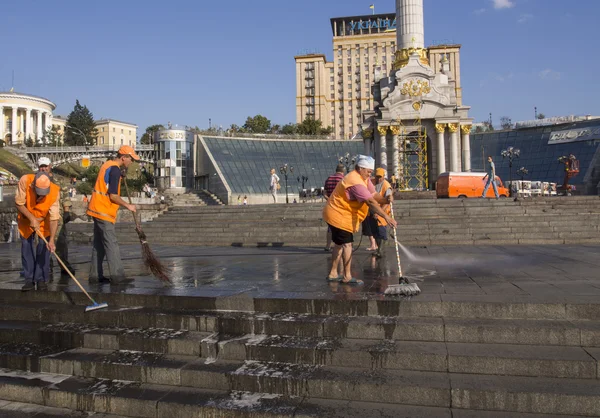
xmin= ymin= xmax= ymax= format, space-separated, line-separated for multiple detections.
xmin=122 ymin=179 xmax=171 ymax=284
xmin=35 ymin=230 xmax=108 ymax=312
xmin=384 ymin=202 xmax=421 ymax=296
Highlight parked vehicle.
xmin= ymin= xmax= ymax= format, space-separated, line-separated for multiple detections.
xmin=436 ymin=172 xmax=509 ymax=198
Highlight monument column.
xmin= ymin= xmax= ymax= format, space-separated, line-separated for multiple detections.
xmin=377 ymin=126 xmax=388 ymax=173
xmin=363 ymin=129 xmax=373 ymax=156
xmin=396 ymin=0 xmax=424 ymax=50
xmin=390 ymin=125 xmax=401 ymax=179
xmin=0 ymin=106 xmax=4 ymax=140
xmin=435 ymin=123 xmax=446 ymax=174
xmin=461 ymin=125 xmax=472 ymax=172
xmin=448 ymin=123 xmax=459 ymax=172
xmin=11 ymin=107 xmax=18 ymax=145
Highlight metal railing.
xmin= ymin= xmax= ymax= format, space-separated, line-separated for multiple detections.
xmin=23 ymin=145 xmax=154 ymax=153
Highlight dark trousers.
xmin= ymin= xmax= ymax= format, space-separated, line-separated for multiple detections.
xmin=89 ymin=218 xmax=125 ymax=280
xmin=21 ymin=234 xmax=50 ymax=284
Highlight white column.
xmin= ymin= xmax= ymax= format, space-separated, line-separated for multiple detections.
xmin=11 ymin=107 xmax=18 ymax=145
xmin=461 ymin=125 xmax=472 ymax=172
xmin=435 ymin=123 xmax=446 ymax=174
xmin=0 ymin=106 xmax=4 ymax=141
xmin=390 ymin=126 xmax=401 ymax=179
xmin=378 ymin=126 xmax=388 ymax=173
xmin=36 ymin=110 xmax=42 ymax=139
xmin=449 ymin=123 xmax=459 ymax=172
xmin=19 ymin=109 xmax=24 ymax=134
xmin=46 ymin=113 xmax=53 ymax=132
xmin=364 ymin=137 xmax=371 ymax=156
xmin=396 ymin=0 xmax=424 ymax=50
xmin=25 ymin=108 xmax=32 ymax=140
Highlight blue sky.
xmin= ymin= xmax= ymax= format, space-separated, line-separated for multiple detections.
xmin=1 ymin=0 xmax=598 ymax=135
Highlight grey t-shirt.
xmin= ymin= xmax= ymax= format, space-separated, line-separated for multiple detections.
xmin=487 ymin=161 xmax=495 ymax=178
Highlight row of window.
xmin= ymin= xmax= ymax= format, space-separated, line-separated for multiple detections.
xmin=97 ymin=136 xmax=130 ymax=146
xmin=99 ymin=126 xmax=133 ymax=135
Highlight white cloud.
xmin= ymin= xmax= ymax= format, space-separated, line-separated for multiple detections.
xmin=517 ymin=13 xmax=533 ymax=23
xmin=473 ymin=8 xmax=487 ymax=15
xmin=539 ymin=69 xmax=561 ymax=81
xmin=492 ymin=0 xmax=515 ymax=9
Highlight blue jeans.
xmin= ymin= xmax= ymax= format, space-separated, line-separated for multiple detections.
xmin=482 ymin=178 xmax=499 ymax=198
xmin=21 ymin=234 xmax=50 ymax=284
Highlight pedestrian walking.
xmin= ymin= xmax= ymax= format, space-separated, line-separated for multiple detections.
xmin=87 ymin=145 xmax=138 ymax=284
xmin=323 ymin=155 xmax=396 ymax=285
xmin=269 ymin=168 xmax=280 ymax=203
xmin=482 ymin=155 xmax=499 ymax=199
xmin=322 ymin=163 xmax=345 ymax=252
xmin=15 ymin=169 xmax=60 ymax=291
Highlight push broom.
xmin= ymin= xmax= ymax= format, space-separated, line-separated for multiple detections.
xmin=384 ymin=202 xmax=421 ymax=296
xmin=122 ymin=179 xmax=171 ymax=284
xmin=35 ymin=231 xmax=108 ymax=312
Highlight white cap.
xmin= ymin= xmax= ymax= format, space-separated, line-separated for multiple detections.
xmin=37 ymin=157 xmax=51 ymax=167
xmin=356 ymin=155 xmax=375 ymax=170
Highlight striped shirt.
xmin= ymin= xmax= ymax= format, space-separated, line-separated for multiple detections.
xmin=324 ymin=173 xmax=344 ymax=197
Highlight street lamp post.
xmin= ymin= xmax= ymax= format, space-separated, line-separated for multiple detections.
xmin=66 ymin=125 xmax=89 ymax=151
xmin=501 ymin=146 xmax=520 ymax=198
xmin=279 ymin=164 xmax=293 ymax=204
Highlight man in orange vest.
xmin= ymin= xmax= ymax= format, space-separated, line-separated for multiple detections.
xmin=87 ymin=145 xmax=139 ymax=284
xmin=323 ymin=155 xmax=396 ymax=285
xmin=15 ymin=168 xmax=60 ymax=291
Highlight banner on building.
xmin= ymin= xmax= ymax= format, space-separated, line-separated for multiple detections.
xmin=548 ymin=126 xmax=600 ymax=145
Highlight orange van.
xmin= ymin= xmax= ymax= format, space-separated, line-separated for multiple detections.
xmin=436 ymin=172 xmax=509 ymax=198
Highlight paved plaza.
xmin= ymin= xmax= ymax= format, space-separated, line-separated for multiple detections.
xmin=0 ymin=242 xmax=599 ymax=302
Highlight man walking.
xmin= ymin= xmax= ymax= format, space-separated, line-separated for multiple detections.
xmin=323 ymin=155 xmax=396 ymax=285
xmin=322 ymin=163 xmax=345 ymax=252
xmin=482 ymin=155 xmax=499 ymax=199
xmin=269 ymin=168 xmax=280 ymax=203
xmin=87 ymin=145 xmax=138 ymax=284
xmin=16 ymin=169 xmax=60 ymax=291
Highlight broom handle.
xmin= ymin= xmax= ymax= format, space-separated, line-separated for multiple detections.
xmin=122 ymin=178 xmax=141 ymax=229
xmin=34 ymin=230 xmax=97 ymax=304
xmin=390 ymin=202 xmax=403 ymax=277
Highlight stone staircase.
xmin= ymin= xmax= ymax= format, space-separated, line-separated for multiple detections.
xmin=3 ymin=146 xmax=36 ymax=170
xmin=164 ymin=192 xmax=213 ymax=207
xmin=67 ymin=196 xmax=600 ymax=246
xmin=0 ymin=288 xmax=598 ymax=416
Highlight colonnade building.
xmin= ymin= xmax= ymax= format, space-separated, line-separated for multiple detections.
xmin=0 ymin=91 xmax=55 ymax=145
xmin=295 ymin=12 xmax=462 ymax=140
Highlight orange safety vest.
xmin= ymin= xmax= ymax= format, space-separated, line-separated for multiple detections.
xmin=323 ymin=170 xmax=371 ymax=233
xmin=87 ymin=160 xmax=122 ymax=223
xmin=17 ymin=174 xmax=60 ymax=239
xmin=374 ymin=179 xmax=392 ymax=226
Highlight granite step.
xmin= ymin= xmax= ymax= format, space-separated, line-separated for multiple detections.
xmin=30 ymin=350 xmax=600 ymax=415
xmin=0 ymin=399 xmax=128 ymax=417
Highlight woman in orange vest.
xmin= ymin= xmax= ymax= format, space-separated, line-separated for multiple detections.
xmin=323 ymin=155 xmax=396 ymax=285
xmin=15 ymin=171 xmax=60 ymax=291
xmin=87 ymin=145 xmax=139 ymax=284
xmin=372 ymin=168 xmax=393 ymax=258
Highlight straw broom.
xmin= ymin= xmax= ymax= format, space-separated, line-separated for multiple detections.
xmin=122 ymin=178 xmax=171 ymax=283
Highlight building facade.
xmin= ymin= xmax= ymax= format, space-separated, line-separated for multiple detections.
xmin=154 ymin=127 xmax=195 ymax=191
xmin=95 ymin=119 xmax=138 ymax=147
xmin=295 ymin=12 xmax=462 ymax=140
xmin=0 ymin=91 xmax=56 ymax=145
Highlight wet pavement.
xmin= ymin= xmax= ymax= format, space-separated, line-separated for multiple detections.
xmin=0 ymin=242 xmax=599 ymax=300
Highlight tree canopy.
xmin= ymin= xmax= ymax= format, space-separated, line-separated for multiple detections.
xmin=243 ymin=115 xmax=271 ymax=133
xmin=140 ymin=124 xmax=164 ymax=144
xmin=65 ymin=100 xmax=98 ymax=146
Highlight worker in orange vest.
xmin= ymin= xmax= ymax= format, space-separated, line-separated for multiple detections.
xmin=15 ymin=168 xmax=60 ymax=291
xmin=87 ymin=145 xmax=139 ymax=284
xmin=323 ymin=155 xmax=396 ymax=285
xmin=371 ymin=168 xmax=393 ymax=258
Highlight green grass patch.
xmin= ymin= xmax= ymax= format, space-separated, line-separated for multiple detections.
xmin=0 ymin=149 xmax=33 ymax=178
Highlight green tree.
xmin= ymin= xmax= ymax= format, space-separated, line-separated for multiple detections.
xmin=140 ymin=124 xmax=164 ymax=144
xmin=65 ymin=100 xmax=98 ymax=146
xmin=500 ymin=116 xmax=512 ymax=130
xmin=243 ymin=115 xmax=271 ymax=133
xmin=44 ymin=126 xmax=64 ymax=146
xmin=296 ymin=116 xmax=332 ymax=135
xmin=537 ymin=113 xmax=546 ymax=120
xmin=281 ymin=123 xmax=298 ymax=135
xmin=270 ymin=124 xmax=281 ymax=134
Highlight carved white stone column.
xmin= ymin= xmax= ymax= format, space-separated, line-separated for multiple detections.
xmin=363 ymin=129 xmax=373 ymax=156
xmin=396 ymin=0 xmax=424 ymax=50
xmin=377 ymin=126 xmax=388 ymax=174
xmin=36 ymin=110 xmax=42 ymax=139
xmin=25 ymin=108 xmax=32 ymax=140
xmin=448 ymin=123 xmax=459 ymax=172
xmin=11 ymin=107 xmax=18 ymax=145
xmin=46 ymin=113 xmax=53 ymax=133
xmin=461 ymin=125 xmax=472 ymax=172
xmin=0 ymin=106 xmax=4 ymax=140
xmin=19 ymin=109 xmax=24 ymax=134
xmin=390 ymin=125 xmax=401 ymax=179
xmin=435 ymin=123 xmax=446 ymax=174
